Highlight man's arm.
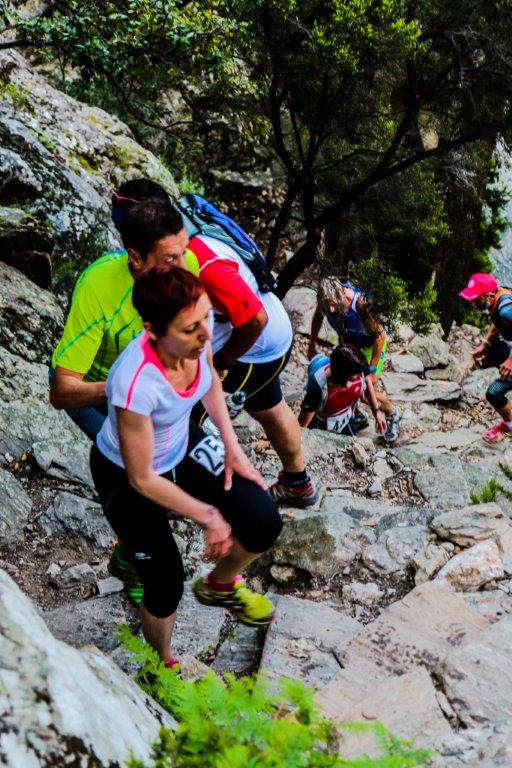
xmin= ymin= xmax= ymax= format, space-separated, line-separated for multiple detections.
xmin=215 ymin=308 xmax=268 ymax=367
xmin=194 ymin=245 xmax=268 ymax=367
xmin=473 ymin=323 xmax=499 ymax=365
xmin=50 ymin=367 xmax=106 ymax=410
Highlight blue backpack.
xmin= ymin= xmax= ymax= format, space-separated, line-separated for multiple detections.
xmin=175 ymin=194 xmax=276 ymax=294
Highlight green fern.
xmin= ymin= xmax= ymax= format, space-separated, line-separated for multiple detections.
xmin=120 ymin=627 xmax=431 ymax=768
xmin=470 ymin=471 xmax=512 ymax=505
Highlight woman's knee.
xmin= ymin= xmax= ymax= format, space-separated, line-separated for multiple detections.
xmin=142 ymin=577 xmax=185 ymax=619
xmin=234 ymin=491 xmax=282 ymax=553
xmin=486 ymin=380 xmax=508 ymax=409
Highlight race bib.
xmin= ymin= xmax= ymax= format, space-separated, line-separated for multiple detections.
xmin=189 ymin=435 xmax=225 ymax=475
xmin=326 ymin=408 xmax=353 ymax=435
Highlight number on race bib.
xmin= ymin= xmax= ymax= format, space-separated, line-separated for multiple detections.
xmin=326 ymin=408 xmax=353 ymax=435
xmin=189 ymin=435 xmax=225 ymax=475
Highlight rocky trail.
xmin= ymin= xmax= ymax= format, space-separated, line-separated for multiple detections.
xmin=2 ymin=268 xmax=512 ymax=765
xmin=1 ymin=46 xmax=512 ymax=767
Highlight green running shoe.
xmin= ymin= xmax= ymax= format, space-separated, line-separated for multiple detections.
xmin=192 ymin=576 xmax=274 ymax=627
xmin=108 ymin=541 xmax=144 ymax=609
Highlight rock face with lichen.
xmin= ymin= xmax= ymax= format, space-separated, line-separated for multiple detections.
xmin=0 ymin=49 xmax=178 ymax=287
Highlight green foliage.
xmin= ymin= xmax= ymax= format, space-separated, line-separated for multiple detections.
xmin=120 ymin=627 xmax=431 ymax=768
xmin=469 ymin=464 xmax=512 ymax=505
xmin=349 ymin=254 xmax=438 ymax=335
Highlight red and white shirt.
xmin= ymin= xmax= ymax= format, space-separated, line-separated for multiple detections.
xmin=97 ymin=332 xmax=212 ymax=473
xmin=187 ymin=235 xmax=293 ymax=364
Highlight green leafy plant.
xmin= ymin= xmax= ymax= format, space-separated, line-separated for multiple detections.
xmin=469 ymin=465 xmax=512 ymax=505
xmin=119 ymin=626 xmax=431 ymax=768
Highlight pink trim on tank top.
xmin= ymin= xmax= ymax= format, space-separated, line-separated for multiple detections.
xmin=141 ymin=332 xmax=202 ymax=398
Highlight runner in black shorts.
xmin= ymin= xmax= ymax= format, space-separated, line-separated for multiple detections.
xmin=90 ymin=265 xmax=281 ymax=670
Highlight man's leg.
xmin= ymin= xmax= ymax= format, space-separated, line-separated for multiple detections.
xmin=249 ymin=399 xmax=304 ymax=472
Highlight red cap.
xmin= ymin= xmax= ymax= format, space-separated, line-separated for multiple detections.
xmin=459 ymin=273 xmax=498 ymax=301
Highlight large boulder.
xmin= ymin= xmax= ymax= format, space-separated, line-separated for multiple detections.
xmin=409 ymin=333 xmax=450 ymax=369
xmin=0 ymin=569 xmax=172 ymax=767
xmin=0 ymin=262 xmax=63 ymax=363
xmin=0 ymin=49 xmax=178 ymax=280
xmin=0 ymin=467 xmax=31 ymax=546
xmin=0 ymin=399 xmax=93 ymax=488
xmin=430 ymin=503 xmax=511 ymax=547
xmin=380 ymin=372 xmax=460 ymax=403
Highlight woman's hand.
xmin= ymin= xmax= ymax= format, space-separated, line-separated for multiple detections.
xmin=202 ymin=507 xmax=233 ymax=561
xmin=374 ymin=409 xmax=387 ymax=435
xmin=223 ymin=441 xmax=267 ymax=491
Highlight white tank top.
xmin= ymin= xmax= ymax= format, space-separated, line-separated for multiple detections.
xmin=97 ymin=331 xmax=212 ymax=474
xmin=196 ymin=235 xmax=293 ymax=363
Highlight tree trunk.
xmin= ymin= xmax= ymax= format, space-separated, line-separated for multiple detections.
xmin=275 ymin=229 xmax=322 ymax=298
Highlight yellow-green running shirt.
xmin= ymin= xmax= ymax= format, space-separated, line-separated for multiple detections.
xmin=51 ymin=250 xmax=141 ymax=382
xmin=51 ymin=248 xmax=201 ymax=383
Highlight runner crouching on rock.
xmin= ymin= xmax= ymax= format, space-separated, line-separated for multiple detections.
xmin=299 ymin=344 xmax=387 ymax=436
xmin=460 ymin=272 xmax=512 ymax=443
xmin=90 ymin=265 xmax=282 ymax=668
xmin=308 ymin=276 xmax=400 ymax=442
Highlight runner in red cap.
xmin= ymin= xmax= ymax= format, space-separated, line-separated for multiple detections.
xmin=460 ymin=273 xmax=512 ymax=442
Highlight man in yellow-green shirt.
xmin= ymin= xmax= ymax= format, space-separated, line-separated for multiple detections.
xmin=50 ymin=179 xmax=192 ymax=437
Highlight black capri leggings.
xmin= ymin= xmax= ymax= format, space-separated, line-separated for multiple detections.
xmin=90 ymin=424 xmax=282 ymax=619
xmin=486 ymin=377 xmax=512 ymax=409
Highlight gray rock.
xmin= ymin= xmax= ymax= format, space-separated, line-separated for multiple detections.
xmin=52 ymin=563 xmax=97 ymax=591
xmin=366 ymin=478 xmax=383 ymax=496
xmin=0 ymin=346 xmax=49 ymax=402
xmin=44 ymin=594 xmax=137 ymax=652
xmin=45 ymin=563 xmax=61 ymax=580
xmin=0 ymin=400 xmax=93 ymax=488
xmin=318 ymin=581 xmax=487 ymax=721
xmin=409 ymin=427 xmax=482 ymax=453
xmin=381 ymin=372 xmax=460 ymax=403
xmin=430 ymin=502 xmax=511 ymax=547
xmin=334 ymin=669 xmax=452 ymax=759
xmin=0 ymin=262 xmax=63 ymax=363
xmin=438 ymin=617 xmax=512 ymax=726
xmin=0 ymin=49 xmax=178 ymax=271
xmin=463 ymin=367 xmax=499 ymax=401
xmin=463 ymin=589 xmax=512 ymax=623
xmin=283 ymin=286 xmax=317 ymax=335
xmin=270 ymin=564 xmax=299 ymax=583
xmin=0 ymin=204 xmax=54 ymax=287
xmin=409 ymin=333 xmax=450 ymax=368
xmin=348 ymin=440 xmax=371 ymax=467
xmin=97 ymin=576 xmax=124 ymax=597
xmin=271 ymin=510 xmax=375 ymax=579
xmin=401 ymin=402 xmax=443 ymax=426
xmin=389 ymin=352 xmax=424 ymax=374
xmin=437 ymin=540 xmax=504 ymax=591
xmin=260 ymin=595 xmax=360 ymax=688
xmin=0 ymin=570 xmax=171 ymax=767
xmin=373 ymin=457 xmax=394 ymax=480
xmin=413 ymin=453 xmax=470 ymax=508
xmin=39 ymin=491 xmax=113 ymax=550
xmin=321 ymin=490 xmax=437 ymax=531
xmin=171 ymin=581 xmax=229 ymax=659
xmin=363 ymin=525 xmax=430 ymax=575
xmin=343 ymin=581 xmax=383 ymax=605
xmin=212 ymin=622 xmax=263 ymax=676
xmin=0 ymin=467 xmax=31 ymax=545
xmin=425 ymin=355 xmax=469 ymax=385
xmin=413 ymin=540 xmax=452 ymax=584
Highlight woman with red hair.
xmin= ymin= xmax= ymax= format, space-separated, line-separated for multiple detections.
xmin=90 ymin=265 xmax=281 ymax=670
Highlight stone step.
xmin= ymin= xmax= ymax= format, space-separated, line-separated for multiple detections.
xmin=259 ymin=595 xmax=360 ymax=689
xmin=317 ymin=581 xmax=487 ymax=721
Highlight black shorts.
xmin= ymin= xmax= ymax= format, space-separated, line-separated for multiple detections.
xmin=194 ymin=345 xmax=292 ymax=426
xmin=90 ymin=423 xmax=282 ymax=619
